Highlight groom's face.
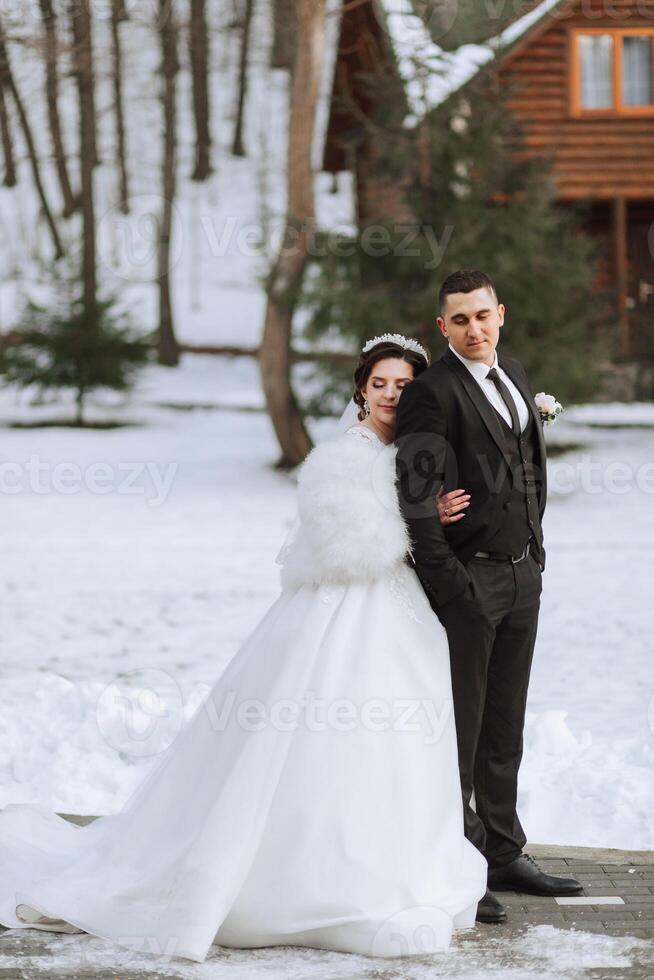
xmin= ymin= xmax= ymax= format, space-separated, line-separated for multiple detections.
xmin=437 ymin=287 xmax=505 ymax=365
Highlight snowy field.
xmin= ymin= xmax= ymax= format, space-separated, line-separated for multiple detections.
xmin=0 ymin=352 xmax=652 ymax=854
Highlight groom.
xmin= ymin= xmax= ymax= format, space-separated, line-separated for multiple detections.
xmin=395 ymin=270 xmax=582 ymax=923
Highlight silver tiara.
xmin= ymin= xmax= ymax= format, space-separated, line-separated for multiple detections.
xmin=361 ymin=333 xmax=430 ymax=364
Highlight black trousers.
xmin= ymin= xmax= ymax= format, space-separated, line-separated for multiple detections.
xmin=437 ymin=553 xmax=542 ymax=869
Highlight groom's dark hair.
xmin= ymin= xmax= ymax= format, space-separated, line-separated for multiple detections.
xmin=439 ymin=270 xmax=498 ymax=312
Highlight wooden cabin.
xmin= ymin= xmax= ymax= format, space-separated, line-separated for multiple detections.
xmin=322 ymin=0 xmax=654 ymax=357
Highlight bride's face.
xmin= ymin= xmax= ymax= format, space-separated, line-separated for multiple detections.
xmin=361 ymin=357 xmax=414 ymax=428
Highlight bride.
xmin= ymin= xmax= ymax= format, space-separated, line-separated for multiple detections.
xmin=0 ymin=335 xmax=486 ymax=963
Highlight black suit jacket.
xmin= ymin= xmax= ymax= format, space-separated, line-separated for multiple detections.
xmin=395 ymin=348 xmax=547 ymax=608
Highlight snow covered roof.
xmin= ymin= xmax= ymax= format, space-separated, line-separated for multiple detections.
xmin=376 ymin=0 xmax=566 ymax=121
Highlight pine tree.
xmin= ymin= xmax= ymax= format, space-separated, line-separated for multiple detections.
xmin=1 ymin=288 xmax=151 ymax=426
xmin=300 ymin=76 xmax=609 ymax=407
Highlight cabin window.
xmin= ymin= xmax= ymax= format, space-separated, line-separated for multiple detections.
xmin=623 ymin=36 xmax=653 ymax=107
xmin=571 ymin=29 xmax=654 ymax=116
xmin=580 ymin=35 xmax=614 ymax=109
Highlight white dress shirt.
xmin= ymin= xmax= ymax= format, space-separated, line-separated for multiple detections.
xmin=448 ymin=344 xmax=530 ymax=433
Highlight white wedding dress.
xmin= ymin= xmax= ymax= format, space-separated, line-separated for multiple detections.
xmin=0 ymin=424 xmax=486 ymax=963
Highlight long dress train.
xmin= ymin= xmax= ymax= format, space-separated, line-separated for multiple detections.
xmin=0 ymin=425 xmax=486 ymax=962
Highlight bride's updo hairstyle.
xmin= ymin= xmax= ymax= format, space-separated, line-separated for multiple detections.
xmin=353 ymin=338 xmax=430 ymax=421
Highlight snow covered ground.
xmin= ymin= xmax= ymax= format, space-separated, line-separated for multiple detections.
xmin=1 ymin=923 xmax=653 ymax=980
xmin=0 ymin=353 xmax=652 ymax=853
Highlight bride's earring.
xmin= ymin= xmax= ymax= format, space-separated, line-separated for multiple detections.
xmin=363 ymin=398 xmax=370 ymax=416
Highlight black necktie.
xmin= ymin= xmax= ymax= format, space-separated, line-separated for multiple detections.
xmin=486 ymin=367 xmax=521 ymax=437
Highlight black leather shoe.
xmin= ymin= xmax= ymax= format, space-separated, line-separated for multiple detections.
xmin=475 ymin=889 xmax=507 ymax=923
xmin=488 ymin=853 xmax=583 ymax=896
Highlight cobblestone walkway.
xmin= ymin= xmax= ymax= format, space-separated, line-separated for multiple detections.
xmin=503 ymin=846 xmax=654 ymax=939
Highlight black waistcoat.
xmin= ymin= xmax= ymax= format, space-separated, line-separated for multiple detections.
xmin=487 ymin=410 xmax=542 ymax=556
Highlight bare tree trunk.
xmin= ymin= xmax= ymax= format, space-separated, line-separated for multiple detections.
xmin=0 ymin=79 xmax=16 ymax=187
xmin=0 ymin=19 xmax=63 ymax=258
xmin=38 ymin=0 xmax=77 ymax=217
xmin=157 ymin=0 xmax=180 ymax=366
xmin=189 ymin=0 xmax=212 ymax=180
xmin=110 ymin=0 xmax=129 ymax=211
xmin=271 ymin=0 xmax=295 ymax=70
xmin=260 ymin=0 xmax=325 ymax=469
xmin=68 ymin=0 xmax=97 ymax=312
xmin=231 ymin=0 xmax=253 ymax=157
xmin=75 ymin=385 xmax=86 ymax=426
xmin=68 ymin=0 xmax=99 ymax=169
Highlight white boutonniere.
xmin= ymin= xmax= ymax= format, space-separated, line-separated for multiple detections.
xmin=534 ymin=392 xmax=563 ymax=426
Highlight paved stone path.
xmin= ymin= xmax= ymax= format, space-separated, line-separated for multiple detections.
xmin=1 ymin=834 xmax=652 ymax=979
xmin=504 ymin=845 xmax=654 ymax=939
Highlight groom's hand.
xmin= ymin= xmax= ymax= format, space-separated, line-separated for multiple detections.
xmin=434 ymin=578 xmax=487 ymax=629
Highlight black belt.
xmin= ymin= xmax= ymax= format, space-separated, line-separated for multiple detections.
xmin=473 ymin=541 xmax=531 ymax=564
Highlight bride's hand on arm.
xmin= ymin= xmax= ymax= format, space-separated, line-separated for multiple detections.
xmin=437 ymin=487 xmax=470 ymax=526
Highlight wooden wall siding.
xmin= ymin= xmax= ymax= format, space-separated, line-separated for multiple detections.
xmin=499 ymin=0 xmax=654 ymax=200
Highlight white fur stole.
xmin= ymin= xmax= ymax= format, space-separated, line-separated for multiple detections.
xmin=279 ymin=431 xmax=411 ymax=590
